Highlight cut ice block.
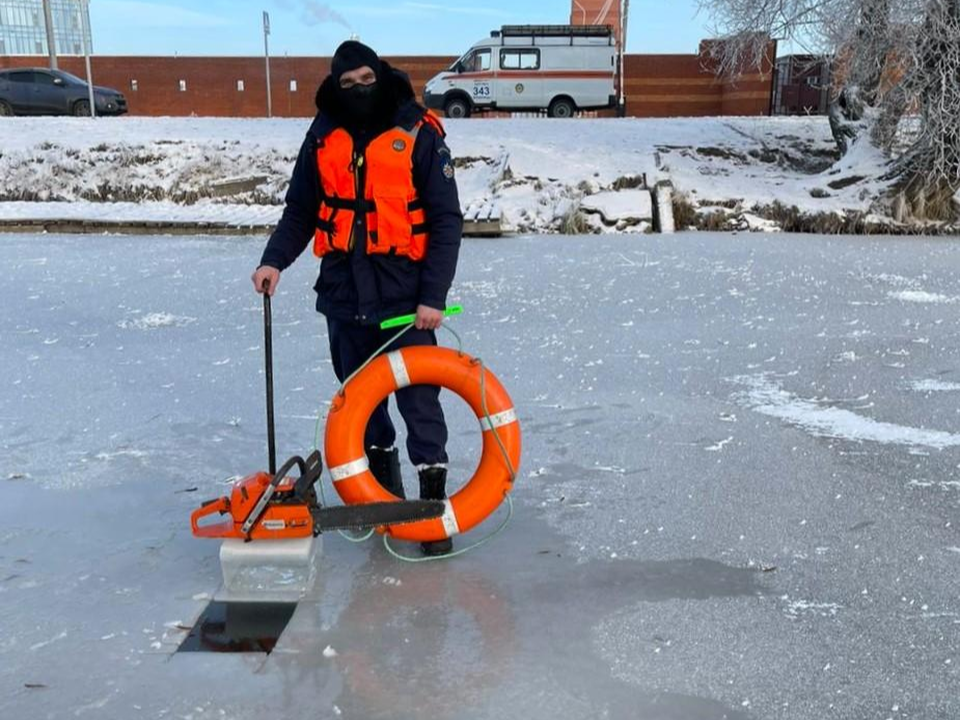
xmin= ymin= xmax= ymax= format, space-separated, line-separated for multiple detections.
xmin=216 ymin=535 xmax=321 ymax=603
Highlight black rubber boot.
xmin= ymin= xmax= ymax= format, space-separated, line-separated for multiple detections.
xmin=367 ymin=447 xmax=405 ymax=499
xmin=418 ymin=467 xmax=453 ymax=556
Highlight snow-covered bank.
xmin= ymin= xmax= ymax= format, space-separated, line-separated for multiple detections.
xmin=0 ymin=199 xmax=280 ymax=226
xmin=0 ymin=115 xmax=948 ymax=233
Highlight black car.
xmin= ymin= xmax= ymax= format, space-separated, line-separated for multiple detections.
xmin=0 ymin=68 xmax=127 ymax=117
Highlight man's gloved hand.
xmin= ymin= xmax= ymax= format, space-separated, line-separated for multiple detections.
xmin=415 ymin=305 xmax=444 ymax=330
xmin=252 ymin=266 xmax=280 ymax=296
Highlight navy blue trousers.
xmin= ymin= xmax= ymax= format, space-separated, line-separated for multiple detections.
xmin=326 ymin=317 xmax=449 ymax=467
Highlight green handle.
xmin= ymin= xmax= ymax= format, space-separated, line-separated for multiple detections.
xmin=380 ymin=305 xmax=463 ymax=330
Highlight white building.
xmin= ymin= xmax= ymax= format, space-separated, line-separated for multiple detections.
xmin=0 ymin=0 xmax=91 ymax=56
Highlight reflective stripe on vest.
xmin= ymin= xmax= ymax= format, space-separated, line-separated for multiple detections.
xmin=313 ymin=117 xmax=437 ymax=261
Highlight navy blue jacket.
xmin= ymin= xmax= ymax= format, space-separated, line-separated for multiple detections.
xmin=259 ymin=64 xmax=463 ymax=326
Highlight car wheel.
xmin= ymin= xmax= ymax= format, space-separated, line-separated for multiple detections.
xmin=548 ymin=98 xmax=575 ymax=119
xmin=73 ymin=100 xmax=90 ymax=117
xmin=0 ymin=101 xmax=12 ymax=117
xmin=444 ymin=97 xmax=471 ymax=119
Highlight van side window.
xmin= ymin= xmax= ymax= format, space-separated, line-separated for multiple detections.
xmin=500 ymin=49 xmax=540 ymax=71
xmin=467 ymin=49 xmax=491 ymax=73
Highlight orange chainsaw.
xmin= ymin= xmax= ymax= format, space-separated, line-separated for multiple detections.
xmin=190 ymin=285 xmax=443 ymax=542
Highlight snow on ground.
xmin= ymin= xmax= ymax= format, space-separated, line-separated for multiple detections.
xmin=889 ymin=289 xmax=960 ymax=304
xmin=580 ymin=189 xmax=653 ymax=233
xmin=3 ymin=231 xmax=960 ymax=719
xmin=910 ymin=379 xmax=960 ymax=392
xmin=0 ymin=115 xmax=895 ymax=233
xmin=0 ymin=199 xmax=280 ymax=225
xmin=0 ymin=119 xmax=297 ymax=205
xmin=731 ymin=373 xmax=960 ymax=449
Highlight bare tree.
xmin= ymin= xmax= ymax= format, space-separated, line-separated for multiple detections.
xmin=701 ymin=0 xmax=960 ymax=222
xmin=698 ymin=0 xmax=900 ymax=155
xmin=696 ymin=0 xmax=832 ymax=76
xmin=887 ymin=0 xmax=960 ymax=220
xmin=828 ymin=0 xmax=893 ymax=155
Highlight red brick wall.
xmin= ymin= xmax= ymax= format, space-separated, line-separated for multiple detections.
xmin=1 ymin=49 xmax=774 ymax=118
xmin=0 ymin=55 xmax=455 ymax=117
xmin=622 ymin=43 xmax=775 ymax=118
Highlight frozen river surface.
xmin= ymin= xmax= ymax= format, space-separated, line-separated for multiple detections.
xmin=1 ymin=232 xmax=959 ymax=719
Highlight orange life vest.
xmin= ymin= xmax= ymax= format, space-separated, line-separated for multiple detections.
xmin=313 ymin=112 xmax=445 ymax=262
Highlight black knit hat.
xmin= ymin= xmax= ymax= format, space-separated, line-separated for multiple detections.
xmin=331 ymin=40 xmax=382 ymax=82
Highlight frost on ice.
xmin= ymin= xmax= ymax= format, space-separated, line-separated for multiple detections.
xmin=731 ymin=374 xmax=960 ymax=450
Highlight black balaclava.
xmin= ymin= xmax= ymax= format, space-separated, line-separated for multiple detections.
xmin=331 ymin=40 xmax=386 ymax=129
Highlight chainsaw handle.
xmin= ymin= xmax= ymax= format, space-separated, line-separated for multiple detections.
xmin=293 ymin=450 xmax=323 ymax=502
xmin=191 ymin=497 xmax=231 ymax=537
xmin=272 ymin=455 xmax=307 ymax=489
xmin=239 ymin=454 xmax=308 ymax=537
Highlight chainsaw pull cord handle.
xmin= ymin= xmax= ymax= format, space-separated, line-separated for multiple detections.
xmin=263 ymin=280 xmax=277 ymax=476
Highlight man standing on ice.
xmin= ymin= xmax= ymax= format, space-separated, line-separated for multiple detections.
xmin=252 ymin=41 xmax=463 ymax=556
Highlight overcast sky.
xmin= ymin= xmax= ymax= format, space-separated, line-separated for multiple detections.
xmin=89 ymin=0 xmax=714 ymax=56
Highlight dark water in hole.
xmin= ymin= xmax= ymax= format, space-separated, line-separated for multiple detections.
xmin=177 ymin=601 xmax=297 ymax=654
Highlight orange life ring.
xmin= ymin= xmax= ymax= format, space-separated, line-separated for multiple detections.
xmin=325 ymin=346 xmax=521 ymax=543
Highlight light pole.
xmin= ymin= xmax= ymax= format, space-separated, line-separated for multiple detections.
xmin=42 ymin=0 xmax=58 ymax=69
xmin=79 ymin=0 xmax=95 ymax=117
xmin=263 ymin=11 xmax=272 ymax=118
xmin=619 ymin=0 xmax=630 ymax=116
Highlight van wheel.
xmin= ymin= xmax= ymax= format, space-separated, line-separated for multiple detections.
xmin=444 ymin=97 xmax=471 ymax=119
xmin=73 ymin=100 xmax=90 ymax=117
xmin=548 ymin=98 xmax=575 ymax=119
xmin=0 ymin=101 xmax=12 ymax=117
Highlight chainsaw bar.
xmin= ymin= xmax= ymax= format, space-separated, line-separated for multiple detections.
xmin=310 ymin=500 xmax=445 ymax=533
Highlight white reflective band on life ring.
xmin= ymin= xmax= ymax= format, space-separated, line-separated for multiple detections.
xmin=387 ymin=351 xmax=411 ymax=389
xmin=330 ymin=457 xmax=369 ymax=482
xmin=440 ymin=499 xmax=460 ymax=536
xmin=479 ymin=408 xmax=517 ymax=432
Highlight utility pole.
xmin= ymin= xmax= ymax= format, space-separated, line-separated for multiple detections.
xmin=619 ymin=0 xmax=630 ymax=117
xmin=79 ymin=0 xmax=95 ymax=117
xmin=42 ymin=0 xmax=58 ymax=69
xmin=263 ymin=11 xmax=272 ymax=118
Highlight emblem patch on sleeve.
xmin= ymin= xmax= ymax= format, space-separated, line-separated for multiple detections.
xmin=437 ymin=144 xmax=456 ymax=183
xmin=441 ymin=158 xmax=455 ymax=181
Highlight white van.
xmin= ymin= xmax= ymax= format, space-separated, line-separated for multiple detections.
xmin=422 ymin=25 xmax=619 ymax=119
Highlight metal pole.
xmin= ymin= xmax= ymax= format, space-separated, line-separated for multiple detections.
xmin=42 ymin=0 xmax=58 ymax=69
xmin=263 ymin=288 xmax=277 ymax=476
xmin=263 ymin=11 xmax=272 ymax=118
xmin=79 ymin=0 xmax=95 ymax=117
xmin=619 ymin=0 xmax=630 ymax=117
